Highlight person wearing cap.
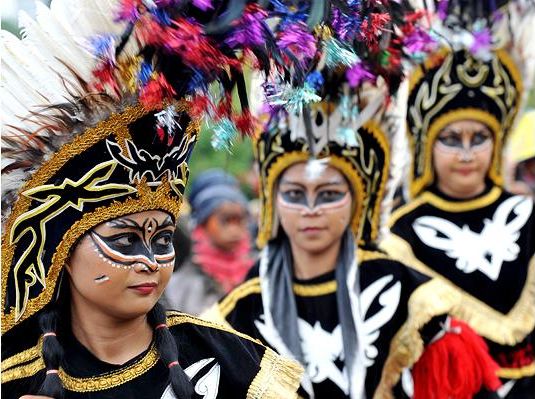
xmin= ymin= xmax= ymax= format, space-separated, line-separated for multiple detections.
xmin=164 ymin=169 xmax=254 ymax=314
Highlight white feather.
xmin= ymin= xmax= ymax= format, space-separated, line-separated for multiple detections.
xmin=2 ymin=30 xmax=61 ymax=88
xmin=34 ymin=1 xmax=95 ymax=80
xmin=2 ymin=54 xmax=54 ymax=107
xmin=1 ymin=0 xmax=113 ymax=139
xmin=18 ymin=10 xmax=75 ymax=79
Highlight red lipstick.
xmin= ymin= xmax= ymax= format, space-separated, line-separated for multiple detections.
xmin=129 ymin=282 xmax=157 ymax=295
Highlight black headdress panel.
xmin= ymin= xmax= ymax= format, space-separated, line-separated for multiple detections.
xmin=1 ymin=103 xmax=199 ymax=333
xmin=255 ymin=108 xmax=389 ymax=247
xmin=407 ymin=48 xmax=523 ymax=197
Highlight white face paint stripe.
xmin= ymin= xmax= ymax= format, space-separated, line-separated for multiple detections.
xmin=304 ymin=158 xmax=330 ymax=182
xmin=94 ymin=275 xmax=110 ymax=284
xmin=277 ymin=192 xmax=351 ymax=213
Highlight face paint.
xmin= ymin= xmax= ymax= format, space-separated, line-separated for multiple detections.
xmin=90 ymin=216 xmax=175 ymax=271
xmin=304 ymin=158 xmax=330 ymax=182
xmin=277 ymin=190 xmax=350 ymax=214
xmin=275 ymin=162 xmax=352 ymax=256
xmin=435 ymin=129 xmax=493 ymax=158
xmin=94 ymin=275 xmax=110 ymax=284
xmin=432 ymin=120 xmax=494 ymax=199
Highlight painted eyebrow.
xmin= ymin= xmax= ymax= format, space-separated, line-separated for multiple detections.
xmin=158 ymin=216 xmax=175 ymax=229
xmin=107 ymin=216 xmax=175 ymax=231
xmin=440 ymin=128 xmax=491 ymax=136
xmin=107 ymin=217 xmax=143 ymax=231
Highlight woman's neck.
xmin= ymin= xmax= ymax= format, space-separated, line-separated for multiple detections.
xmin=70 ymin=301 xmax=153 ymax=365
xmin=290 ymin=240 xmax=341 ymax=280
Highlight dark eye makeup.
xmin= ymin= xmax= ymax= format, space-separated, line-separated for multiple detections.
xmin=437 ymin=129 xmax=492 ymax=149
xmin=280 ymin=189 xmax=348 ymax=207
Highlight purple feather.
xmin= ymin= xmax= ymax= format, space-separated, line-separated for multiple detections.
xmin=226 ymin=8 xmax=266 ymax=48
xmin=277 ymin=22 xmax=317 ymax=63
xmin=470 ymin=28 xmax=492 ymax=59
xmin=403 ymin=28 xmax=437 ymax=54
xmin=192 ymin=0 xmax=213 ymax=11
xmin=332 ymin=7 xmax=362 ymax=41
xmin=346 ymin=63 xmax=375 ymax=88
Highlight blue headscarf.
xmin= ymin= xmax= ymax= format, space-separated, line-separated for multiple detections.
xmin=188 ymin=169 xmax=248 ymax=226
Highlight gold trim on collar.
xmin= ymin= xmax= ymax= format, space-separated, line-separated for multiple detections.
xmin=293 ymin=280 xmax=337 ymax=296
xmin=497 ymin=362 xmax=535 ymax=379
xmin=1 ymin=340 xmax=41 ymax=372
xmin=419 ymin=186 xmax=502 ymax=212
xmin=60 ymin=344 xmax=159 ymax=392
xmin=358 ymin=249 xmax=391 ymax=263
xmin=166 ymin=310 xmax=262 ymax=345
xmin=1 ymin=357 xmax=44 ymax=383
xmin=381 ymin=234 xmax=535 ymax=345
xmin=246 ymin=347 xmax=303 ymax=399
xmin=389 ymin=186 xmax=503 ymax=227
xmin=0 ymin=343 xmax=159 ymax=390
xmin=218 ymin=277 xmax=262 ymax=318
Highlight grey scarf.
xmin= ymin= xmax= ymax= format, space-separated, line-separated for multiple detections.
xmin=265 ymin=229 xmax=359 ymax=392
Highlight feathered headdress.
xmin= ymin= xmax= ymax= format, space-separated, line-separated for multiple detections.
xmin=404 ymin=0 xmax=535 ymax=197
xmin=252 ymin=0 xmax=434 ymax=247
xmin=1 ymin=0 xmax=284 ymax=334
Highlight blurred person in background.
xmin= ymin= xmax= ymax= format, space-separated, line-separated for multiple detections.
xmin=164 ymin=169 xmax=254 ymax=314
xmin=505 ymin=110 xmax=535 ymax=198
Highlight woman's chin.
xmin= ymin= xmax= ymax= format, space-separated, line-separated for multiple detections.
xmin=297 ymin=239 xmax=336 ymax=256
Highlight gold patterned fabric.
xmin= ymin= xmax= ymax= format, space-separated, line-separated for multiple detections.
xmin=1 ymin=311 xmax=303 ymax=398
xmin=406 ymin=48 xmax=523 ymax=197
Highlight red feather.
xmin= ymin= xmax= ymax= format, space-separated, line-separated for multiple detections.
xmin=139 ymin=74 xmax=176 ymax=110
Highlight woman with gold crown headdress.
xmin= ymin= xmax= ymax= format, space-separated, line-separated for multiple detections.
xmin=0 ymin=1 xmax=305 ymax=398
xmin=204 ymin=2 xmax=503 ymax=398
xmin=383 ymin=1 xmax=535 ymax=397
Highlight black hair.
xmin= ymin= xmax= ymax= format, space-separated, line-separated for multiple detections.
xmin=36 ymin=274 xmax=193 ymax=398
xmin=148 ymin=302 xmax=194 ymax=398
xmin=37 ymin=307 xmax=65 ymax=399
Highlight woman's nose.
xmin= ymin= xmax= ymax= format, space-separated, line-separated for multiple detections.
xmin=133 ymin=261 xmax=159 ymax=273
xmin=300 ymin=206 xmax=323 ymax=216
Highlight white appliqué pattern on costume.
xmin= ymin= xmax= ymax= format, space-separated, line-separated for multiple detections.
xmin=255 ymin=316 xmax=349 ymax=394
xmin=358 ymin=275 xmax=401 ymax=367
xmin=161 ymin=358 xmax=221 ymax=399
xmin=254 ymin=274 xmax=402 ymax=394
xmin=413 ymin=196 xmax=532 ymax=281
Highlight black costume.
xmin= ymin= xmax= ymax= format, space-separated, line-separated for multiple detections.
xmin=383 ymin=17 xmax=535 ymax=397
xmin=1 ymin=0 xmax=303 ymax=397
